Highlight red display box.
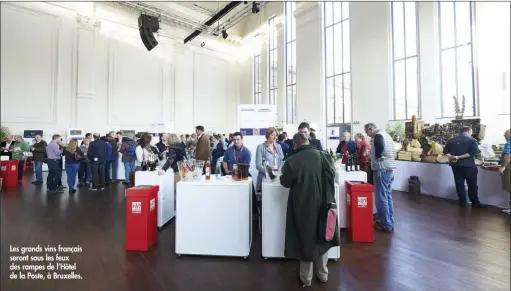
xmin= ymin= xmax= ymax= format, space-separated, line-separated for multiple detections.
xmin=345 ymin=181 xmax=374 ymax=243
xmin=125 ymin=185 xmax=158 ymax=251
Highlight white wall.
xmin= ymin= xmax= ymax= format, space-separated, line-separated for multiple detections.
xmin=0 ymin=2 xmax=240 ymax=142
xmin=240 ymin=1 xmax=510 ymax=145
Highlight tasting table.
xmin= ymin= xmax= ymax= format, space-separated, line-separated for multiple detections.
xmin=175 ymin=175 xmax=252 ymax=258
xmin=261 ymin=179 xmax=341 ymax=260
xmin=392 ymin=160 xmax=508 ymax=208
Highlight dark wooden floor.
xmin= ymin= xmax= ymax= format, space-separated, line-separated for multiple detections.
xmin=1 ymin=171 xmax=510 ymax=291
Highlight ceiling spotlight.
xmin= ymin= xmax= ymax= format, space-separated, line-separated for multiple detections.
xmin=252 ymin=2 xmax=261 ymax=14
xmin=221 ymin=30 xmax=228 ymax=39
xmin=200 ymin=42 xmax=205 ymax=47
xmin=243 ymin=1 xmax=248 ymax=4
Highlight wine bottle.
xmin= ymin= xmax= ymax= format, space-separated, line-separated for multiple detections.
xmin=205 ymin=159 xmax=211 ymax=180
xmin=215 ymin=161 xmax=222 ymax=178
xmin=354 ymin=154 xmax=359 ymax=171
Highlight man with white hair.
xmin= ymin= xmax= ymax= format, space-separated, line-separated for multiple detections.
xmin=365 ymin=123 xmax=396 ymax=233
xmin=0 ymin=135 xmax=14 ymax=160
xmin=336 ymin=131 xmax=357 ymax=164
xmin=31 ymin=135 xmax=47 ymax=185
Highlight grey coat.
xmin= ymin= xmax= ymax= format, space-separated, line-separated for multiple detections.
xmin=255 ymin=142 xmax=284 ymax=191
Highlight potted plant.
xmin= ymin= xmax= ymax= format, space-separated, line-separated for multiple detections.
xmin=0 ymin=126 xmax=11 ymax=142
xmin=453 ymin=95 xmax=466 ymax=120
xmin=385 ymin=122 xmax=405 ymax=141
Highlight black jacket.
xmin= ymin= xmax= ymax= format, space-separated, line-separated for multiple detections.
xmin=32 ymin=140 xmax=48 ymax=162
xmin=288 ymin=138 xmax=323 ymax=156
xmin=162 ymin=144 xmax=187 ymax=173
xmin=88 ymin=139 xmax=108 ymax=163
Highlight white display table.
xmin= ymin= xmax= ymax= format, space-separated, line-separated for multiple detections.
xmin=261 ymin=180 xmax=340 ymax=260
xmin=134 ymin=170 xmax=175 ymax=228
xmin=334 ymin=167 xmax=370 ymax=228
xmin=175 ymin=176 xmax=252 ymax=258
xmin=392 ymin=161 xmax=508 ymax=208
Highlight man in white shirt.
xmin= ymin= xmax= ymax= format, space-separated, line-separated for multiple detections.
xmin=0 ymin=135 xmax=14 ymax=159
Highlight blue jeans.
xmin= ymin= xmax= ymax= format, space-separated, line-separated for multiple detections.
xmin=35 ymin=161 xmax=43 ymax=181
xmin=65 ymin=164 xmax=80 ymax=190
xmin=124 ymin=161 xmax=135 ymax=181
xmin=373 ymin=169 xmax=395 ymax=230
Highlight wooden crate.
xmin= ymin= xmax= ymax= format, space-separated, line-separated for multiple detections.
xmin=405 ymin=120 xmax=425 ymax=139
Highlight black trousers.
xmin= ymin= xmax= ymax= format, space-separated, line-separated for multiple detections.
xmin=90 ymin=162 xmax=105 ymax=189
xmin=105 ymin=160 xmax=112 ymax=183
xmin=451 ymin=166 xmax=479 ymax=204
xmin=46 ymin=159 xmax=62 ymax=191
xmin=17 ymin=160 xmax=25 ymax=181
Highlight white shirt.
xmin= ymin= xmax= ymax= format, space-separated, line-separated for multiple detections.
xmin=135 ymin=146 xmax=150 ymax=167
xmin=3 ymin=141 xmax=12 ymax=152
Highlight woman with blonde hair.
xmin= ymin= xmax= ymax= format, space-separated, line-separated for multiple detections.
xmin=63 ymin=139 xmax=84 ymax=193
xmin=255 ymin=127 xmax=284 ymax=191
xmin=159 ymin=134 xmax=187 ymax=184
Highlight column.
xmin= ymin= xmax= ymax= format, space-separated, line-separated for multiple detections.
xmin=418 ymin=2 xmax=442 ymax=123
xmin=74 ymin=14 xmax=98 ymax=128
xmin=350 ymin=2 xmax=392 ymax=134
xmin=294 ymin=2 xmax=324 ymax=140
xmin=276 ymin=21 xmax=286 ymax=127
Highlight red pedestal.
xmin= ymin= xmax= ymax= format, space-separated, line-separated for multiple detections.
xmin=346 ymin=181 xmax=374 ymax=243
xmin=1 ymin=160 xmax=19 ymax=189
xmin=125 ymin=185 xmax=158 ymax=251
xmin=23 ymin=160 xmax=27 ymax=173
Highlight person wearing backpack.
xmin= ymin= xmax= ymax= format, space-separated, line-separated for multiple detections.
xmin=120 ymin=137 xmax=137 ymax=185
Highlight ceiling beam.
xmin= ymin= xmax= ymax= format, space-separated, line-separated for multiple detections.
xmin=183 ymin=1 xmax=242 ymax=44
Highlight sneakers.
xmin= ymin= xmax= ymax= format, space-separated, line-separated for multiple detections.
xmin=503 ymin=209 xmax=511 ymax=214
xmin=32 ymin=180 xmax=43 ymax=185
xmin=374 ymin=221 xmax=394 ymax=233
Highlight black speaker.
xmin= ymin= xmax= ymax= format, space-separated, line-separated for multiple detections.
xmin=138 ymin=14 xmax=159 ymax=51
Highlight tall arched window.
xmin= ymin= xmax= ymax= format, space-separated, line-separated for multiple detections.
xmin=268 ymin=16 xmax=278 ymax=105
xmin=324 ymin=2 xmax=351 ymax=124
xmin=439 ymin=2 xmax=477 ymax=117
xmin=254 ymin=53 xmax=262 ymax=104
xmin=285 ymin=1 xmax=297 ymax=124
xmin=391 ymin=1 xmax=421 ymax=120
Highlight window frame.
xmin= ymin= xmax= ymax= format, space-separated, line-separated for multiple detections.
xmin=324 ymin=2 xmax=352 ymax=125
xmin=268 ymin=16 xmax=278 ymax=105
xmin=254 ymin=53 xmax=262 ymax=104
xmin=285 ymin=1 xmax=297 ymax=124
xmin=390 ymin=1 xmax=422 ymax=121
xmin=438 ymin=1 xmax=478 ymax=118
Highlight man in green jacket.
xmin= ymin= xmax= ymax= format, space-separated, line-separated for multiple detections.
xmin=12 ymin=135 xmax=30 ymax=184
xmin=280 ymin=133 xmax=340 ymax=287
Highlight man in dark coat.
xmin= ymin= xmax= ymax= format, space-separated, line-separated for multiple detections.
xmin=280 ymin=133 xmax=340 ymax=287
